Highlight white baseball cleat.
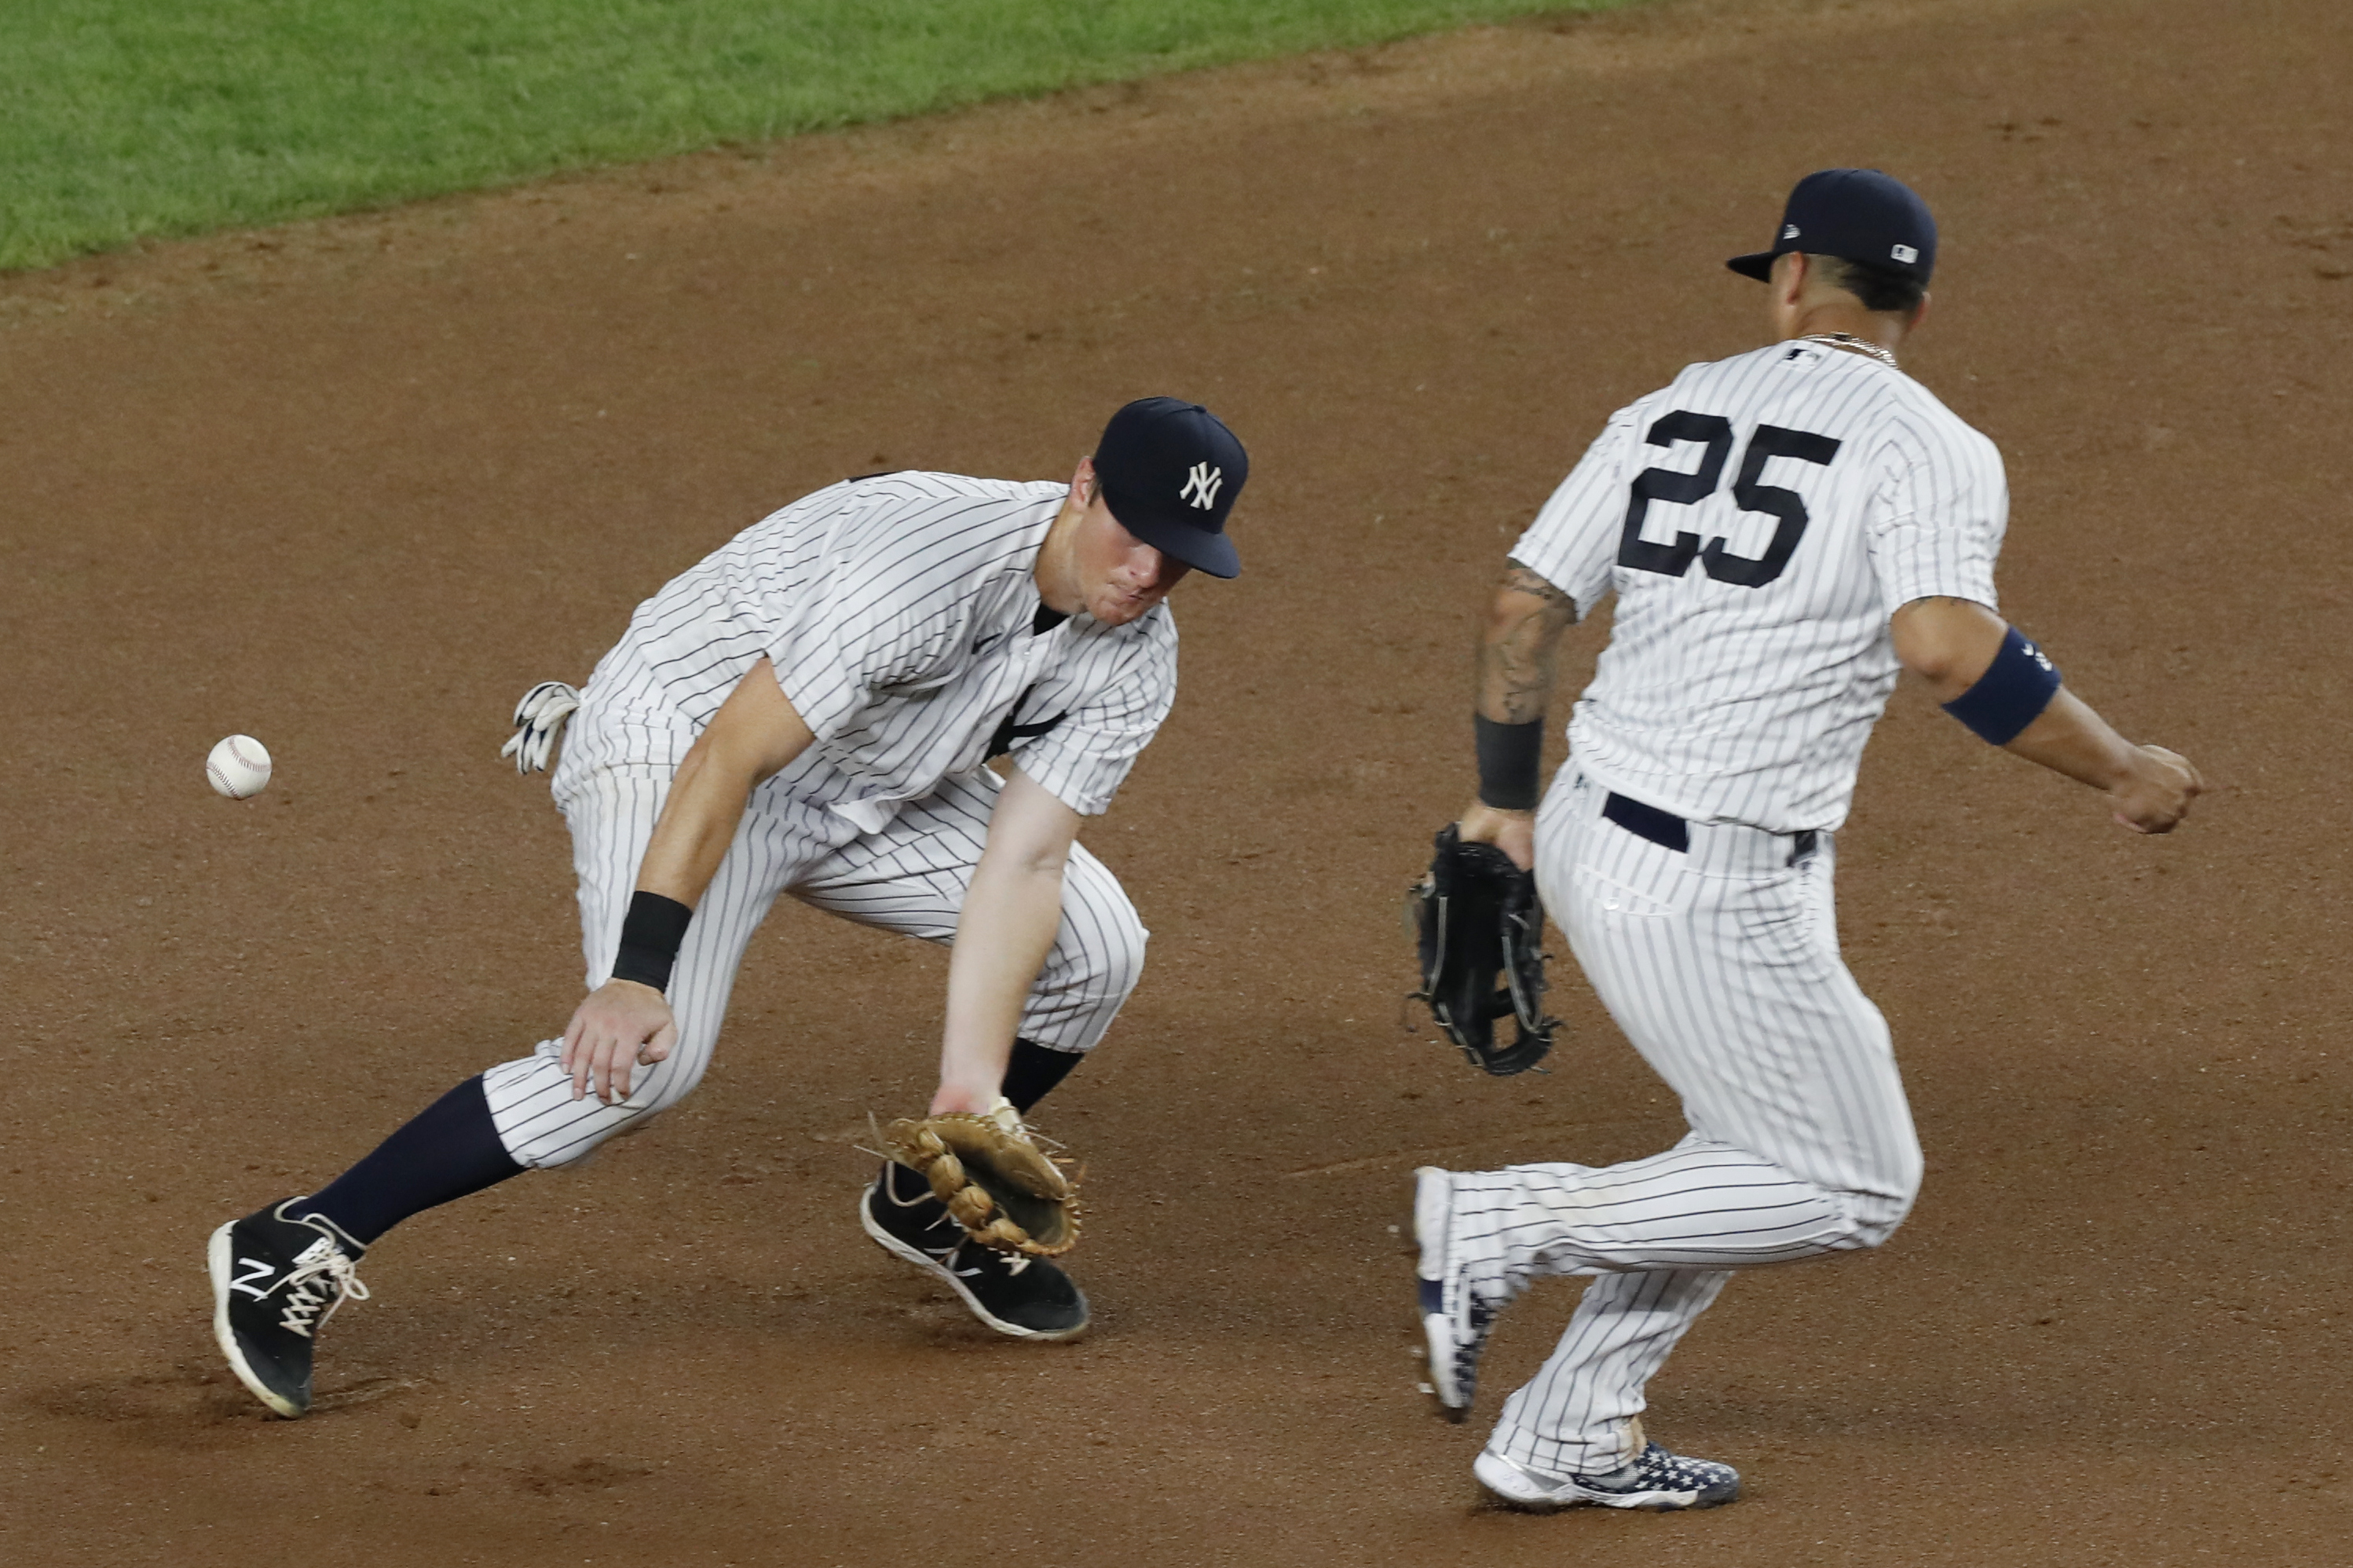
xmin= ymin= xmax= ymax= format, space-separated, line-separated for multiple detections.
xmin=1414 ymin=1165 xmax=1505 ymax=1421
xmin=1474 ymin=1444 xmax=1741 ymax=1511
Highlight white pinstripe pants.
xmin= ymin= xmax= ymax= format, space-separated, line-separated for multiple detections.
xmin=480 ymin=758 xmax=1147 ymax=1170
xmin=1463 ymin=769 xmax=1922 ymax=1474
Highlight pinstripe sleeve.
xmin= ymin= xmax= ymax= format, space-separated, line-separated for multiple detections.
xmin=1867 ymin=404 xmax=2007 ymax=615
xmin=1008 ymin=609 xmax=1179 ymax=817
xmin=1510 ymin=404 xmax=1641 ymax=618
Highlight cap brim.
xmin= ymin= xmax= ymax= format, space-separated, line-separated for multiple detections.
xmin=1115 ymin=507 xmax=1240 ymax=579
xmin=1726 ymin=250 xmax=1778 ymax=281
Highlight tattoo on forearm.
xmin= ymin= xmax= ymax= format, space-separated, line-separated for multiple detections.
xmin=1502 ymin=561 xmax=1575 ymax=610
xmin=1478 ymin=560 xmax=1578 ymax=724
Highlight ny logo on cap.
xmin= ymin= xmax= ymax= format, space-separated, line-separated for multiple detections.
xmin=1890 ymin=243 xmax=1919 ymax=264
xmin=1180 ymin=462 xmax=1223 ymax=510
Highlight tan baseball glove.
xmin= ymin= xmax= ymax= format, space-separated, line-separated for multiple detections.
xmin=883 ymin=1098 xmax=1078 ymax=1257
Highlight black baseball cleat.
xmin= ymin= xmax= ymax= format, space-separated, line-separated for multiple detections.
xmin=207 ymin=1197 xmax=371 ymax=1417
xmin=860 ymin=1162 xmax=1089 ymax=1340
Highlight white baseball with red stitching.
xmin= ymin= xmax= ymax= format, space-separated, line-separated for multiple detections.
xmin=206 ymin=734 xmax=272 ymax=799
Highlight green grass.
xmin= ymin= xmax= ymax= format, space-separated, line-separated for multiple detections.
xmin=0 ymin=1 xmax=1639 ymax=272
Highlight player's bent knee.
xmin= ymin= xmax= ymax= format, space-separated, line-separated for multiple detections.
xmin=1076 ymin=917 xmax=1147 ymax=1033
xmin=1835 ymin=1186 xmax=1916 ymax=1252
xmin=492 ymin=1039 xmax=713 ymax=1169
xmin=1055 ymin=876 xmax=1148 ymax=1000
xmin=1095 ymin=907 xmax=1148 ymax=1007
xmin=1027 ymin=901 xmax=1147 ymax=1054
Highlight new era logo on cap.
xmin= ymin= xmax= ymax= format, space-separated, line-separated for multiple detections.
xmin=1782 ymin=223 xmax=1801 ymax=239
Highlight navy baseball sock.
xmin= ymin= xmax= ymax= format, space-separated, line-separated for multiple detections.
xmin=294 ymin=1075 xmax=524 ymax=1246
xmin=1001 ymin=1037 xmax=1082 ymax=1113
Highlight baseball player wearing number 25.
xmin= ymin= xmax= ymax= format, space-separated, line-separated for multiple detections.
xmin=1414 ymin=170 xmax=2202 ymax=1509
xmin=207 ymin=397 xmax=1248 ymax=1417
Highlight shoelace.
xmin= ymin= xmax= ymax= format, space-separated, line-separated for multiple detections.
xmin=271 ymin=1239 xmax=370 ymax=1339
xmin=876 ymin=1170 xmax=1039 ymax=1277
xmin=878 ymin=1175 xmax=961 ymax=1257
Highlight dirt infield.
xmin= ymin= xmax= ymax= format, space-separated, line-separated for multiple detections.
xmin=4 ymin=0 xmax=2348 ymax=1562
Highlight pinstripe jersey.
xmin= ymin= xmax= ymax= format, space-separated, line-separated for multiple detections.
xmin=1513 ymin=341 xmax=2007 ymax=832
xmin=580 ymin=471 xmax=1178 ymax=831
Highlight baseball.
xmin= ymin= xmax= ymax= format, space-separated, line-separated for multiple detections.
xmin=207 ymin=735 xmax=273 ymax=799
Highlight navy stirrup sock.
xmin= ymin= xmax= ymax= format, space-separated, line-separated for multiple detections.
xmin=1001 ymin=1038 xmax=1082 ymax=1113
xmin=295 ymin=1075 xmax=524 ymax=1246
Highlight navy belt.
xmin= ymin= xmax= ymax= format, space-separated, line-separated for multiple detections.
xmin=1602 ymin=791 xmax=1818 ymax=865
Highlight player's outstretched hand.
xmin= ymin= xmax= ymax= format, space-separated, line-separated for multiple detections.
xmin=2108 ymin=744 xmax=2203 ymax=835
xmin=561 ymin=979 xmax=679 ymax=1104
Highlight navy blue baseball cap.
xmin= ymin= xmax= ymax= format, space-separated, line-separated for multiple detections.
xmin=1092 ymin=397 xmax=1247 ymax=579
xmin=1727 ymin=168 xmax=1938 ymax=285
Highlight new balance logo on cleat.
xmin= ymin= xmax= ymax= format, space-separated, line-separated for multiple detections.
xmin=207 ymin=1197 xmax=370 ymax=1418
xmin=957 ymin=1250 xmax=1035 ymax=1282
xmin=228 ymin=1255 xmax=276 ymax=1299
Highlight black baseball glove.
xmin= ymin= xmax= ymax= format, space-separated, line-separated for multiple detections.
xmin=1407 ymin=824 xmax=1557 ymax=1076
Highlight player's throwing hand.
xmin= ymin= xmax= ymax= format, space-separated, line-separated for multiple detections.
xmin=2110 ymin=744 xmax=2202 ymax=834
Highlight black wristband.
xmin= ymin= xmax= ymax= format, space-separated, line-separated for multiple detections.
xmin=609 ymin=891 xmax=693 ymax=992
xmin=1474 ymin=715 xmax=1545 ymax=811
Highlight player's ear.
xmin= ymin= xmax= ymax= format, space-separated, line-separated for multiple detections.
xmin=1070 ymin=455 xmax=1099 ymax=507
xmin=1906 ymin=291 xmax=1931 ymax=331
xmin=1771 ymin=250 xmax=1809 ymax=306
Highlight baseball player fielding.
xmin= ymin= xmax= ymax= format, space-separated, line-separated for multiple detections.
xmin=1414 ymin=169 xmax=2201 ymax=1511
xmin=206 ymin=397 xmax=1248 ymax=1417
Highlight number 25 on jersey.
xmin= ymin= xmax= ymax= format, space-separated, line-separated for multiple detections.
xmin=1619 ymin=411 xmax=1842 ymax=588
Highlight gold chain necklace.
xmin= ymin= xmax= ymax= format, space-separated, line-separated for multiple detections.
xmin=1799 ymin=332 xmax=1898 ymax=370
